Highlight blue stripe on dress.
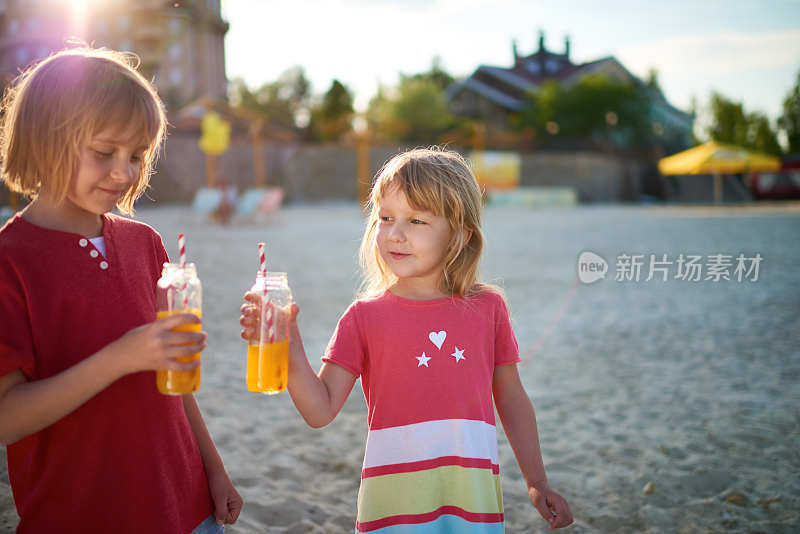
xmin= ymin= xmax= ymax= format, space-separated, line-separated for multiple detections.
xmin=364 ymin=514 xmax=504 ymax=534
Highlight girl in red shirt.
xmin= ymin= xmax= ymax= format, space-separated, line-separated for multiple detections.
xmin=0 ymin=47 xmax=241 ymax=533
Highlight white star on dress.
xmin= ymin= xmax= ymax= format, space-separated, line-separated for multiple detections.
xmin=451 ymin=347 xmax=466 ymax=362
xmin=416 ymin=352 xmax=431 ymax=367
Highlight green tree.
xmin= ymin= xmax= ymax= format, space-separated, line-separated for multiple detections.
xmin=309 ymin=79 xmax=355 ymax=141
xmin=367 ymin=76 xmax=457 ymax=143
xmin=778 ymin=70 xmax=800 ymax=154
xmin=707 ymin=92 xmax=748 ymax=145
xmin=645 ymin=68 xmax=662 ymax=94
xmin=707 ymin=92 xmax=782 ymax=155
xmin=228 ymin=66 xmax=311 ymax=129
xmin=746 ymin=112 xmax=782 ymax=156
xmin=365 ymin=85 xmax=395 ymax=137
xmin=518 ymin=73 xmax=651 ymax=148
xmin=408 ymin=56 xmax=455 ymax=91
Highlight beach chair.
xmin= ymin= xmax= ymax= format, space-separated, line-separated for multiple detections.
xmin=236 ymin=187 xmax=284 ymax=218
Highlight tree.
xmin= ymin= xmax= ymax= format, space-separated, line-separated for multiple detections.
xmin=367 ymin=76 xmax=457 ymax=143
xmin=707 ymin=92 xmax=748 ymax=146
xmin=707 ymin=92 xmax=782 ymax=156
xmin=407 ymin=56 xmax=455 ymax=91
xmin=309 ymin=79 xmax=355 ymax=141
xmin=392 ymin=77 xmax=453 ymax=142
xmin=778 ymin=70 xmax=800 ymax=154
xmin=645 ymin=68 xmax=662 ymax=94
xmin=746 ymin=112 xmax=783 ymax=156
xmin=517 ymin=73 xmax=652 ymax=148
xmin=228 ymin=66 xmax=311 ymax=130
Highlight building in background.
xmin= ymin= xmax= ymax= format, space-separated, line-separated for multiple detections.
xmin=446 ymin=30 xmax=694 ymax=153
xmin=0 ymin=0 xmax=228 ymax=111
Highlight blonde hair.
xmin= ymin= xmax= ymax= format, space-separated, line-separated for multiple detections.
xmin=0 ymin=46 xmax=167 ymax=215
xmin=359 ymin=147 xmax=502 ymax=300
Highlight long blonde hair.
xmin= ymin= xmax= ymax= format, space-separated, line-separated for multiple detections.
xmin=0 ymin=46 xmax=167 ymax=215
xmin=359 ymin=147 xmax=500 ymax=299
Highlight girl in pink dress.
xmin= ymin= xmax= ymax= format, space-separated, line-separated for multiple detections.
xmin=242 ymin=147 xmax=572 ymax=533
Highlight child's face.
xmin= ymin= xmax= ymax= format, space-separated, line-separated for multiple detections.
xmin=66 ymin=124 xmax=147 ymax=218
xmin=376 ymin=186 xmax=452 ymax=291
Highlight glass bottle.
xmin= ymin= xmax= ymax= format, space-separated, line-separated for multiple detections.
xmin=156 ymin=262 xmax=202 ymax=395
xmin=247 ymin=271 xmax=292 ymax=394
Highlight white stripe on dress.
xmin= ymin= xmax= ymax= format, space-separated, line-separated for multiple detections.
xmin=363 ymin=419 xmax=499 ymax=469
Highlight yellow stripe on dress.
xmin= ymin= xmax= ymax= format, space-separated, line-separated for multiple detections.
xmin=356 ymin=465 xmax=503 ymax=524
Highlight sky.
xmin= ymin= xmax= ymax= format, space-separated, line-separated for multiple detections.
xmin=222 ymin=0 xmax=800 ymax=130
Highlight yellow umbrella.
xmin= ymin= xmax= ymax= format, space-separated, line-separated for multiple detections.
xmin=658 ymin=141 xmax=781 ymax=203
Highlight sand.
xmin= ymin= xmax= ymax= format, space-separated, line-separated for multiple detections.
xmin=1 ymin=201 xmax=799 ymax=533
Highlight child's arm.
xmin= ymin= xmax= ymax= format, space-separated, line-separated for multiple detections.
xmin=493 ymin=363 xmax=574 ymax=530
xmin=287 ymin=305 xmax=358 ymax=427
xmin=182 ymin=394 xmax=243 ymax=525
xmin=0 ymin=313 xmax=204 ymax=445
xmin=240 ymin=296 xmax=357 ymax=428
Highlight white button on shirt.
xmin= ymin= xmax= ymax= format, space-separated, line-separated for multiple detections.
xmin=90 ymin=250 xmax=99 ymax=258
xmin=99 ymin=261 xmax=109 ymax=270
xmin=78 ymin=238 xmax=88 ymax=247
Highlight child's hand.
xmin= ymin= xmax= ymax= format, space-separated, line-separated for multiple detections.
xmin=208 ymin=470 xmax=243 ymax=525
xmin=239 ymin=292 xmax=261 ymax=341
xmin=111 ymin=313 xmax=206 ymax=375
xmin=528 ymin=481 xmax=573 ymax=529
xmin=239 ymin=292 xmax=299 ymax=341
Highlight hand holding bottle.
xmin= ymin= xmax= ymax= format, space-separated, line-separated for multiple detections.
xmin=107 ymin=313 xmax=206 ymax=377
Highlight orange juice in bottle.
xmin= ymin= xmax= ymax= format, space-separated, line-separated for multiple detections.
xmin=156 ymin=262 xmax=203 ymax=395
xmin=247 ymin=271 xmax=292 ymax=394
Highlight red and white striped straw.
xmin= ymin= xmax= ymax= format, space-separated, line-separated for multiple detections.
xmin=178 ymin=233 xmax=188 ymax=309
xmin=258 ymin=242 xmax=266 ymax=277
xmin=257 ymin=242 xmax=274 ymax=343
xmin=178 ymin=233 xmax=186 ymax=268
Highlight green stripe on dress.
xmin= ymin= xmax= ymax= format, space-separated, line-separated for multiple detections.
xmin=357 ymin=465 xmax=503 ymax=524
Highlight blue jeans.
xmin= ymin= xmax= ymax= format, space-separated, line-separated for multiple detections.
xmin=191 ymin=515 xmax=225 ymax=534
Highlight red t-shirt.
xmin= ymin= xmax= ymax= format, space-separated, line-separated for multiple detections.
xmin=0 ymin=213 xmax=212 ymax=533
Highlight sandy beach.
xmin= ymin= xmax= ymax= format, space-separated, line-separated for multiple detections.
xmin=1 ymin=201 xmax=799 ymax=533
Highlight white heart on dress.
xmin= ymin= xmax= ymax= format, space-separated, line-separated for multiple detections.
xmin=428 ymin=330 xmax=446 ymax=350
